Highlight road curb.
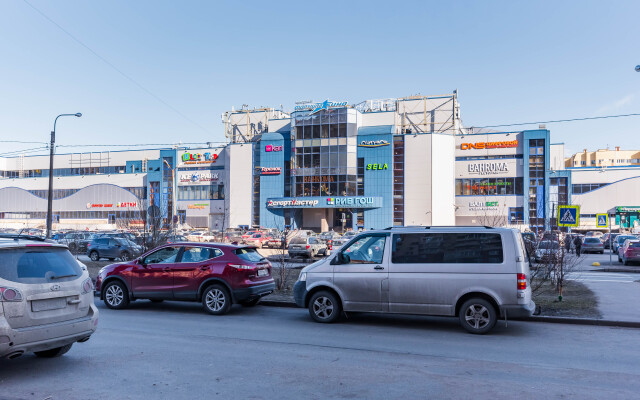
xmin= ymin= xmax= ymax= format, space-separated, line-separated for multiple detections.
xmin=258 ymin=299 xmax=640 ymax=328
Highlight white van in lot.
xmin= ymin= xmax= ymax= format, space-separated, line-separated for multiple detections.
xmin=293 ymin=226 xmax=534 ymax=334
xmin=0 ymin=236 xmax=98 ymax=359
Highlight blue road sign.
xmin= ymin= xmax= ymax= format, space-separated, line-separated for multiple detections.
xmin=558 ymin=205 xmax=580 ymax=227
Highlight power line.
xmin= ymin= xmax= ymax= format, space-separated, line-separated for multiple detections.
xmin=21 ymin=0 xmax=212 ymax=135
xmin=0 ymin=140 xmax=48 ymax=144
xmin=56 ymin=141 xmax=227 ymax=148
xmin=472 ymin=112 xmax=640 ymax=129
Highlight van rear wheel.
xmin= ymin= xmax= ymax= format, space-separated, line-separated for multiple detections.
xmin=459 ymin=298 xmax=497 ymax=334
xmin=308 ymin=291 xmax=341 ymax=323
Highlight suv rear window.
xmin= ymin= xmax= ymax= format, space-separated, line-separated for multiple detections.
xmin=584 ymin=238 xmax=600 ymax=243
xmin=234 ymin=248 xmax=264 ymax=262
xmin=392 ymin=233 xmax=504 ymax=264
xmin=0 ymin=247 xmax=82 ymax=284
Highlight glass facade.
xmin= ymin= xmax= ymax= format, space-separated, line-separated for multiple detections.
xmin=528 ymin=139 xmax=546 ymax=232
xmin=456 ymin=178 xmax=524 ymax=196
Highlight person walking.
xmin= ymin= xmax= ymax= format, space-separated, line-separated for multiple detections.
xmin=574 ymin=235 xmax=582 ymax=256
xmin=565 ymin=236 xmax=571 ymax=254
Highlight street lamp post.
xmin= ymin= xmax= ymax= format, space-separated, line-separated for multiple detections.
xmin=46 ymin=113 xmax=82 ymax=238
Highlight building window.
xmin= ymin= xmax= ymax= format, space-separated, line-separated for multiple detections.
xmin=393 ymin=136 xmax=404 ymax=226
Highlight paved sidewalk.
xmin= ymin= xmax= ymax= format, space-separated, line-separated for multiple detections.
xmin=573 ymin=272 xmax=640 ymax=323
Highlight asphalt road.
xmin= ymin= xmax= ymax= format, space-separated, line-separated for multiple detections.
xmin=1 ymin=302 xmax=640 ymax=399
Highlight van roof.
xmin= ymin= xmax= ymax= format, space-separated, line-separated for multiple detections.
xmin=380 ymin=226 xmax=511 ymax=232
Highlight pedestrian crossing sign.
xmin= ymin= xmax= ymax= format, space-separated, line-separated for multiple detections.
xmin=596 ymin=213 xmax=608 ymax=228
xmin=557 ymin=205 xmax=580 ymax=227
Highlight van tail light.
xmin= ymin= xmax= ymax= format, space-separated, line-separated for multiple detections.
xmin=306 ymin=245 xmax=310 ymax=249
xmin=228 ymin=264 xmax=255 ymax=270
xmin=517 ymin=273 xmax=527 ymax=290
xmin=0 ymin=287 xmax=23 ymax=302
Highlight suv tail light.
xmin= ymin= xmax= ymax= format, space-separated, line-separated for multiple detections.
xmin=228 ymin=264 xmax=255 ymax=270
xmin=0 ymin=287 xmax=23 ymax=302
xmin=517 ymin=273 xmax=527 ymax=290
xmin=81 ymin=278 xmax=94 ymax=294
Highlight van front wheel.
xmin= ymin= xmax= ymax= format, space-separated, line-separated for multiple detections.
xmin=308 ymin=291 xmax=341 ymax=323
xmin=459 ymin=298 xmax=497 ymax=334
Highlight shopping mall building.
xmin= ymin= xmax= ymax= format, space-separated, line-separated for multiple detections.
xmin=1 ymin=93 xmax=638 ymax=233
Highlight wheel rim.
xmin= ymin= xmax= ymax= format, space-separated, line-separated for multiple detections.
xmin=121 ymin=252 xmax=130 ymax=261
xmin=464 ymin=304 xmax=490 ymax=330
xmin=205 ymin=289 xmax=226 ymax=311
xmin=105 ymin=285 xmax=124 ymax=306
xmin=312 ymin=296 xmax=334 ymax=319
xmin=91 ymin=252 xmax=98 ymax=261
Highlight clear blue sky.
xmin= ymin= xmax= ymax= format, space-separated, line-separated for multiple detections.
xmin=1 ymin=0 xmax=639 ymax=157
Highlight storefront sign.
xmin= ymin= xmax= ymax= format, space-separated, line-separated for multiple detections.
xmin=366 ymin=163 xmax=388 ymax=170
xmin=179 ymin=151 xmax=220 ymax=166
xmin=616 ymin=206 xmax=640 ymax=213
xmin=294 ymin=100 xmax=348 ymax=113
xmin=187 ymin=204 xmax=208 ymax=210
xmin=265 ymin=145 xmax=283 ymax=152
xmin=261 ymin=167 xmax=281 ymax=175
xmin=461 ymin=140 xmax=518 ymax=150
xmin=86 ymin=202 xmax=137 ymax=209
xmin=359 ymin=140 xmax=390 ymax=148
xmin=179 ymin=172 xmax=219 ymax=184
xmin=469 ymin=201 xmax=500 ymax=211
xmin=267 ymin=196 xmax=383 ymax=209
xmin=268 ymin=199 xmax=319 ymax=207
xmin=467 ymin=162 xmax=509 ymax=175
xmin=116 ymin=202 xmax=138 ymax=208
xmin=327 ymin=197 xmax=375 ymax=206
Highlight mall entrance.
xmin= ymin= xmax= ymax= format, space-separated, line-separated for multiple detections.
xmin=299 ymin=208 xmax=353 ymax=233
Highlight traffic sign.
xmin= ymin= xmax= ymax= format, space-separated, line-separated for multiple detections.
xmin=596 ymin=213 xmax=608 ymax=228
xmin=557 ymin=205 xmax=580 ymax=227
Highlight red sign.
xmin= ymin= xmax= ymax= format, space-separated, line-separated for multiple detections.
xmin=261 ymin=167 xmax=281 ymax=175
xmin=461 ymin=140 xmax=518 ymax=150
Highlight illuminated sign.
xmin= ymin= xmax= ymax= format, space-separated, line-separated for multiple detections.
xmin=294 ymin=100 xmax=348 ymax=113
xmin=179 ymin=151 xmax=220 ymax=165
xmin=116 ymin=202 xmax=138 ymax=208
xmin=467 ymin=162 xmax=509 ymax=175
xmin=86 ymin=202 xmax=137 ymax=209
xmin=268 ymin=199 xmax=319 ymax=207
xmin=265 ymin=145 xmax=283 ymax=152
xmin=267 ymin=196 xmax=382 ymax=208
xmin=179 ymin=172 xmax=219 ymax=183
xmin=187 ymin=204 xmax=208 ymax=210
xmin=261 ymin=167 xmax=281 ymax=175
xmin=366 ymin=163 xmax=388 ymax=170
xmin=327 ymin=197 xmax=374 ymax=206
xmin=359 ymin=140 xmax=390 ymax=148
xmin=469 ymin=201 xmax=500 ymax=211
xmin=460 ymin=140 xmax=518 ymax=150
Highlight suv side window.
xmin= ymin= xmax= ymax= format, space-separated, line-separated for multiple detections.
xmin=180 ymin=247 xmax=222 ymax=263
xmin=143 ymin=247 xmax=180 ymax=264
xmin=341 ymin=235 xmax=386 ymax=264
xmin=392 ymin=233 xmax=504 ymax=264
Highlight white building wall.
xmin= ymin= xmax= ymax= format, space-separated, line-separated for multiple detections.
xmin=0 ymin=173 xmax=146 ymax=190
xmin=403 ymin=135 xmax=432 ymax=225
xmin=550 ymin=143 xmax=565 ymax=171
xmin=225 ymin=144 xmax=253 ymax=229
xmin=431 ymin=134 xmax=456 ymax=225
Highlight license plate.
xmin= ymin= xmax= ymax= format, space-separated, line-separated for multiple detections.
xmin=257 ymin=269 xmax=268 ymax=277
xmin=31 ymin=297 xmax=67 ymax=312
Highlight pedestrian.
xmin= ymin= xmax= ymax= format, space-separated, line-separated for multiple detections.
xmin=574 ymin=235 xmax=582 ymax=256
xmin=564 ymin=236 xmax=571 ymax=254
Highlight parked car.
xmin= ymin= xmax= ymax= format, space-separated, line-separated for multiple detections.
xmin=585 ymin=231 xmax=604 ymax=238
xmin=0 ymin=235 xmax=98 ymax=359
xmin=241 ymin=230 xmax=259 ymax=241
xmin=613 ymin=235 xmax=637 ymax=254
xmin=244 ymin=232 xmax=271 ymax=248
xmin=87 ymin=237 xmax=142 ymax=261
xmin=187 ymin=231 xmax=206 ymax=242
xmin=602 ymin=233 xmax=620 ymax=249
xmin=619 ymin=239 xmax=640 ymax=265
xmin=95 ymin=244 xmax=275 ymax=314
xmin=265 ymin=235 xmax=287 ymax=249
xmin=534 ymin=240 xmax=561 ymax=263
xmin=165 ymin=234 xmax=188 ymax=244
xmin=582 ymin=237 xmax=604 ymax=254
xmin=293 ymin=227 xmax=534 ymax=334
xmin=288 ymin=236 xmax=327 ymax=258
xmin=57 ymin=231 xmax=93 ymax=254
xmin=224 ymin=229 xmax=244 ymax=243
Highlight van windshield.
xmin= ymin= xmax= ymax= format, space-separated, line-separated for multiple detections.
xmin=0 ymin=247 xmax=82 ymax=284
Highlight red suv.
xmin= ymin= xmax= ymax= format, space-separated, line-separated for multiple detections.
xmin=95 ymin=243 xmax=275 ymax=315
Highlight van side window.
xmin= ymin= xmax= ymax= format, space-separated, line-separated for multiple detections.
xmin=342 ymin=235 xmax=386 ymax=264
xmin=392 ymin=233 xmax=503 ymax=264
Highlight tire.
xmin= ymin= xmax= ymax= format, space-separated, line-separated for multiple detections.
xmin=624 ymin=258 xmax=629 ymax=266
xmin=89 ymin=251 xmax=100 ymax=261
xmin=241 ymin=298 xmax=261 ymax=307
xmin=618 ymin=256 xmax=622 ymax=263
xmin=308 ymin=290 xmax=342 ymax=323
xmin=34 ymin=344 xmax=73 ymax=358
xmin=103 ymin=281 xmax=130 ymax=310
xmin=600 ymin=251 xmax=604 ymax=254
xmin=108 ymin=258 xmax=115 ymax=261
xmin=202 ymin=284 xmax=232 ymax=315
xmin=120 ymin=251 xmax=131 ymax=261
xmin=458 ymin=298 xmax=497 ymax=334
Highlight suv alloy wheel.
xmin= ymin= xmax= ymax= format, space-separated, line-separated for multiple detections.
xmin=103 ymin=281 xmax=130 ymax=310
xmin=202 ymin=284 xmax=231 ymax=315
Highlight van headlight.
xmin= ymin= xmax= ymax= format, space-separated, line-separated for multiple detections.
xmin=298 ymin=272 xmax=307 ymax=282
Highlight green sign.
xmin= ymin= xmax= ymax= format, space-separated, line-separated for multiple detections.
xmin=616 ymin=206 xmax=640 ymax=213
xmin=366 ymin=163 xmax=388 ymax=170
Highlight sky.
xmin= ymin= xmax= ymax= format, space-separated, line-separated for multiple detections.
xmin=1 ymin=0 xmax=639 ymax=157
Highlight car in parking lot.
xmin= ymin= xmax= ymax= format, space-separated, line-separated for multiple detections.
xmin=619 ymin=239 xmax=640 ymax=265
xmin=602 ymin=233 xmax=619 ymax=249
xmin=0 ymin=235 xmax=98 ymax=360
xmin=95 ymin=243 xmax=275 ymax=314
xmin=534 ymin=240 xmax=561 ymax=263
xmin=293 ymin=226 xmax=534 ymax=334
xmin=56 ymin=231 xmax=93 ymax=254
xmin=582 ymin=237 xmax=604 ymax=254
xmin=288 ymin=236 xmax=327 ymax=258
xmin=613 ymin=235 xmax=637 ymax=254
xmin=244 ymin=232 xmax=272 ymax=248
xmin=87 ymin=237 xmax=142 ymax=261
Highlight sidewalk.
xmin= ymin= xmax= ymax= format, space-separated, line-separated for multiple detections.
xmin=580 ymin=276 xmax=640 ymax=323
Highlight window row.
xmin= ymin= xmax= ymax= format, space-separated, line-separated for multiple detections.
xmin=572 ymin=183 xmax=609 ymax=194
xmin=177 ymin=184 xmax=225 ymax=201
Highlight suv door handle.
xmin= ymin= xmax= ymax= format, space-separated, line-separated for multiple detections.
xmin=199 ymin=266 xmax=209 ymax=271
xmin=374 ymin=266 xmax=384 ymax=270
xmin=163 ymin=267 xmax=171 ymax=272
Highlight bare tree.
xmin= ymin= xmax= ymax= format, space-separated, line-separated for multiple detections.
xmin=530 ymin=237 xmax=583 ymax=300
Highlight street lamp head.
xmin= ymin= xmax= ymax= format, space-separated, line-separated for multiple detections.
xmin=75 ymin=113 xmax=82 ymax=117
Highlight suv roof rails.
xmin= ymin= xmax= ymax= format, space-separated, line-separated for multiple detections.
xmin=383 ymin=226 xmax=495 ymax=230
xmin=0 ymin=234 xmax=49 ymax=242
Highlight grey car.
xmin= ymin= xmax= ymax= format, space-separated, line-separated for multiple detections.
xmin=87 ymin=237 xmax=142 ymax=261
xmin=582 ymin=237 xmax=604 ymax=254
xmin=0 ymin=236 xmax=98 ymax=359
xmin=288 ymin=237 xmax=327 ymax=258
xmin=293 ymin=226 xmax=534 ymax=334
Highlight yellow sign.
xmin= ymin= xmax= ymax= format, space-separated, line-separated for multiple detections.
xmin=188 ymin=204 xmax=207 ymax=210
xmin=557 ymin=205 xmax=580 ymax=227
xmin=596 ymin=214 xmax=608 ymax=228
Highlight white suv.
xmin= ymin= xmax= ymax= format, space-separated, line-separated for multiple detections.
xmin=0 ymin=235 xmax=99 ymax=359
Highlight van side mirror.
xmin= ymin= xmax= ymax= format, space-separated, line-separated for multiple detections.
xmin=333 ymin=252 xmax=350 ymax=265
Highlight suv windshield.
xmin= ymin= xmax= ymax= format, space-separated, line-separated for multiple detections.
xmin=234 ymin=248 xmax=264 ymax=262
xmin=0 ymin=247 xmax=82 ymax=284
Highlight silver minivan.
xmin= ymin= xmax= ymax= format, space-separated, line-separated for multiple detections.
xmin=0 ymin=237 xmax=98 ymax=359
xmin=293 ymin=226 xmax=534 ymax=334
